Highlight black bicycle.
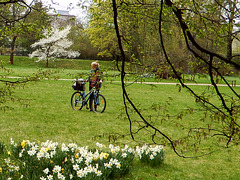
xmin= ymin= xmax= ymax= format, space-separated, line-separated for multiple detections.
xmin=71 ymin=79 xmax=106 ymax=113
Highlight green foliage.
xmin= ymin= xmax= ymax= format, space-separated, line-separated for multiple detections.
xmin=0 ymin=1 xmax=51 ymax=65
xmin=87 ymin=1 xmax=119 ymax=58
xmin=17 ymin=2 xmax=51 ymax=54
xmin=69 ymin=26 xmax=100 ymax=60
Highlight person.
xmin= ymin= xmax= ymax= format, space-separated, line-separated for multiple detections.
xmin=88 ymin=61 xmax=102 ymax=110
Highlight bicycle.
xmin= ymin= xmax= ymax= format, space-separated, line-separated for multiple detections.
xmin=71 ymin=79 xmax=106 ymax=113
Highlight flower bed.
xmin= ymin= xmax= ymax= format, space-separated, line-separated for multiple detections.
xmin=0 ymin=139 xmax=164 ymax=179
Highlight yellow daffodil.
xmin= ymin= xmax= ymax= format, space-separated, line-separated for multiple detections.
xmin=21 ymin=140 xmax=27 ymax=148
xmin=102 ymin=152 xmax=109 ymax=159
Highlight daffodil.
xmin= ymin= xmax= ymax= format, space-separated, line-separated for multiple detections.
xmin=116 ymin=163 xmax=121 ymax=169
xmin=21 ymin=140 xmax=27 ymax=148
xmin=43 ymin=168 xmax=49 ymax=174
xmin=100 ymin=152 xmax=109 ymax=159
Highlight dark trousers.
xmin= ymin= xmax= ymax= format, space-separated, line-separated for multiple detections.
xmin=89 ymin=86 xmax=93 ymax=108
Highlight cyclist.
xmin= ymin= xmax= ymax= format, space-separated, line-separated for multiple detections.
xmin=88 ymin=61 xmax=102 ymax=110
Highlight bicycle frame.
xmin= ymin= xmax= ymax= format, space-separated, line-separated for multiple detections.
xmin=71 ymin=79 xmax=106 ymax=113
xmin=78 ymin=87 xmax=98 ymax=105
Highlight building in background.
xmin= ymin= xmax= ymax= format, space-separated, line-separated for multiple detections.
xmin=49 ymin=10 xmax=76 ymax=26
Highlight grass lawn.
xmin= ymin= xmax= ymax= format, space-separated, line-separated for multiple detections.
xmin=1 ymin=55 xmax=240 ymax=179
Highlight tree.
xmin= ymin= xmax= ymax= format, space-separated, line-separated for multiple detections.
xmin=0 ymin=0 xmax=50 ymax=64
xmin=177 ymin=0 xmax=240 ymax=74
xmin=29 ymin=24 xmax=80 ymax=67
xmin=0 ymin=1 xmax=63 ymax=111
xmin=68 ymin=23 xmax=100 ymax=60
xmin=0 ymin=2 xmax=27 ymax=64
xmin=16 ymin=1 xmax=51 ymax=55
xmin=87 ymin=0 xmax=189 ymax=75
xmin=111 ymin=0 xmax=240 ymax=157
xmin=87 ymin=0 xmax=120 ymax=59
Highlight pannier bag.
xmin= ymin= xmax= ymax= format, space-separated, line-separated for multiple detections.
xmin=72 ymin=79 xmax=85 ymax=91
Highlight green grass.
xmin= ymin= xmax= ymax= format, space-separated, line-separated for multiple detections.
xmin=1 ymin=55 xmax=240 ymax=179
xmin=2 ymin=55 xmax=240 ymax=84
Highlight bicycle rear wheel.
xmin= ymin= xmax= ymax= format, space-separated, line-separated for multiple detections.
xmin=71 ymin=92 xmax=84 ymax=110
xmin=90 ymin=94 xmax=106 ymax=113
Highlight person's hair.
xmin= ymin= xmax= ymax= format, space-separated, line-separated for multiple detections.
xmin=91 ymin=61 xmax=99 ymax=67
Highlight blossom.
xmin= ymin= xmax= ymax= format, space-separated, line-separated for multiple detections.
xmin=104 ymin=163 xmax=112 ymax=168
xmin=116 ymin=163 xmax=121 ymax=168
xmin=15 ymin=166 xmax=20 ymax=171
xmin=109 ymin=144 xmax=120 ymax=154
xmin=5 ymin=158 xmax=11 ymax=164
xmin=10 ymin=138 xmax=14 ymax=145
xmin=27 ymin=149 xmax=36 ymax=156
xmin=121 ymin=153 xmax=127 ymax=158
xmin=128 ymin=148 xmax=134 ymax=153
xmin=61 ymin=143 xmax=69 ymax=152
xmin=100 ymin=152 xmax=109 ymax=159
xmin=43 ymin=168 xmax=49 ymax=174
xmin=95 ymin=170 xmax=102 ymax=176
xmin=76 ymin=169 xmax=85 ymax=178
xmin=47 ymin=175 xmax=53 ymax=180
xmin=6 ymin=139 xmax=158 ymax=179
xmin=73 ymin=164 xmax=79 ymax=171
xmin=29 ymin=24 xmax=80 ymax=65
xmin=150 ymin=154 xmax=154 ymax=160
xmin=21 ymin=140 xmax=28 ymax=149
xmin=96 ymin=142 xmax=106 ymax=149
xmin=76 ymin=157 xmax=83 ymax=163
xmin=53 ymin=165 xmax=62 ymax=173
xmin=68 ymin=143 xmax=78 ymax=151
xmin=57 ymin=172 xmax=65 ymax=180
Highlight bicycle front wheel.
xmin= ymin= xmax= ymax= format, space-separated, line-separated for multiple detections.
xmin=71 ymin=92 xmax=84 ymax=110
xmin=91 ymin=94 xmax=106 ymax=113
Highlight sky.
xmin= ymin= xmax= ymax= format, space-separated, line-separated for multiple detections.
xmin=42 ymin=0 xmax=88 ymax=18
xmin=26 ymin=0 xmax=90 ymax=19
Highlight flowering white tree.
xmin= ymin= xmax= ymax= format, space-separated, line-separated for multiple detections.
xmin=29 ymin=24 xmax=80 ymax=67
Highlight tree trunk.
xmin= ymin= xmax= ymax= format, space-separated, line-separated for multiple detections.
xmin=226 ymin=0 xmax=234 ymax=61
xmin=226 ymin=36 xmax=232 ymax=61
xmin=46 ymin=58 xmax=49 ymax=67
xmin=10 ymin=35 xmax=17 ymax=65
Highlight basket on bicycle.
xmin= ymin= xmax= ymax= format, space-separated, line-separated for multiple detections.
xmin=72 ymin=79 xmax=85 ymax=91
